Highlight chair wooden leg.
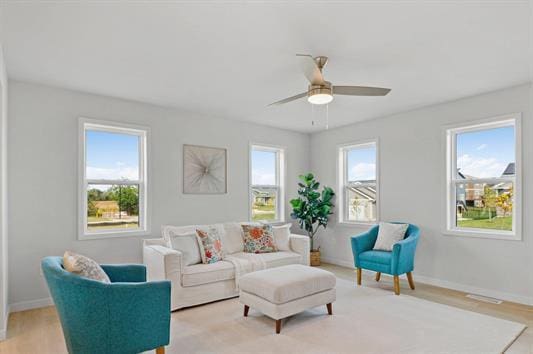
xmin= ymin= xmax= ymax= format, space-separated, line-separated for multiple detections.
xmin=156 ymin=347 xmax=165 ymax=354
xmin=275 ymin=319 xmax=282 ymax=334
xmin=356 ymin=268 xmax=362 ymax=285
xmin=406 ymin=272 xmax=415 ymax=290
xmin=243 ymin=305 xmax=249 ymax=317
xmin=375 ymin=272 xmax=381 ymax=282
xmin=326 ymin=303 xmax=332 ymax=315
xmin=393 ymin=275 xmax=400 ymax=295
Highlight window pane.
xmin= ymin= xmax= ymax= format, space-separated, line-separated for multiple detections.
xmin=251 ymin=149 xmax=276 ymax=185
xmin=347 ymin=145 xmax=376 ymax=182
xmin=455 ymin=182 xmax=513 ymax=231
xmin=87 ymin=184 xmax=140 ymax=231
xmin=251 ymin=187 xmax=277 ymax=221
xmin=456 ymin=125 xmax=515 ymax=179
xmin=347 ymin=184 xmax=377 ymax=222
xmin=86 ymin=130 xmax=140 ymax=181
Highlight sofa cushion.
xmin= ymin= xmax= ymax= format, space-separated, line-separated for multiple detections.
xmin=221 ymin=222 xmax=244 ymax=254
xmin=272 ymin=224 xmax=291 ymax=251
xmin=167 ymin=232 xmax=202 ymax=266
xmin=181 ymin=261 xmax=235 ymax=287
xmin=239 ymin=264 xmax=336 ymax=304
xmin=162 ymin=224 xmax=207 ymax=241
xmin=228 ymin=251 xmax=301 ymax=269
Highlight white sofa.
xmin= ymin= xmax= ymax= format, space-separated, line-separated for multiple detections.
xmin=143 ymin=222 xmax=310 ymax=311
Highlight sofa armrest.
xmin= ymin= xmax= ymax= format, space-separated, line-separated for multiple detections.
xmin=143 ymin=244 xmax=183 ymax=282
xmin=143 ymin=238 xmax=168 ymax=247
xmin=289 ymin=234 xmax=310 ymax=266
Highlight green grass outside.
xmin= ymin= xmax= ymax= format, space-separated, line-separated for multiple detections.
xmin=252 ymin=212 xmax=276 ymax=221
xmin=457 ymin=216 xmax=512 ymax=231
xmin=88 ymin=216 xmax=112 ymax=222
xmin=87 ymin=223 xmax=139 ymax=231
xmin=253 ymin=204 xmax=275 ymax=211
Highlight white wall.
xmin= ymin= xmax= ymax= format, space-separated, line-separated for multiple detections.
xmin=310 ymin=84 xmax=533 ymax=304
xmin=7 ymin=80 xmax=310 ymax=307
xmin=0 ymin=43 xmax=8 ymax=339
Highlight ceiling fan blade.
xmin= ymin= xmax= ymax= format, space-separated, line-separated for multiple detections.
xmin=268 ymin=92 xmax=307 ymax=106
xmin=333 ymin=86 xmax=391 ymax=96
xmin=296 ymin=54 xmax=325 ymax=85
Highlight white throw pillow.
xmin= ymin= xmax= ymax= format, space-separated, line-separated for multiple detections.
xmin=272 ymin=224 xmax=291 ymax=251
xmin=167 ymin=231 xmax=202 ymax=266
xmin=373 ymin=222 xmax=409 ymax=251
xmin=221 ymin=222 xmax=245 ymax=254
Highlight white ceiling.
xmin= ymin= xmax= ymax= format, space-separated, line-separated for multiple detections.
xmin=1 ymin=1 xmax=531 ymax=133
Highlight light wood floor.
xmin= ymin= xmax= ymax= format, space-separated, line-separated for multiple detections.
xmin=0 ymin=263 xmax=531 ymax=353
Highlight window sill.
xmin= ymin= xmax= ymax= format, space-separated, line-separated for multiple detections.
xmin=254 ymin=220 xmax=287 ymax=225
xmin=79 ymin=229 xmax=151 ymax=241
xmin=337 ymin=221 xmax=377 ymax=227
xmin=443 ymin=228 xmax=521 ymax=241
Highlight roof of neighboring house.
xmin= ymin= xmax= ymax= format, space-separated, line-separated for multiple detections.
xmin=492 ymin=181 xmax=513 ymax=191
xmin=347 ymin=180 xmax=377 ymax=201
xmin=502 ymin=162 xmax=515 ymax=176
xmin=92 ymin=200 xmax=119 ymax=210
xmin=251 ymin=189 xmax=274 ymax=198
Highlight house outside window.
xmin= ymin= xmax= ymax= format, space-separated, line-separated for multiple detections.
xmin=446 ymin=115 xmax=521 ymax=240
xmin=79 ymin=118 xmax=149 ymax=239
xmin=250 ymin=144 xmax=285 ymax=222
xmin=338 ymin=140 xmax=378 ymax=224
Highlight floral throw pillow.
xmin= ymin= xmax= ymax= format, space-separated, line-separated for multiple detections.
xmin=242 ymin=224 xmax=278 ymax=253
xmin=195 ymin=227 xmax=224 ymax=264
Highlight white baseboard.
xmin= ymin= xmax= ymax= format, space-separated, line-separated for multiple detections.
xmin=8 ymin=297 xmax=53 ymax=313
xmin=0 ymin=305 xmax=8 ymax=340
xmin=320 ymin=257 xmax=533 ymax=306
xmin=321 ymin=256 xmax=354 ymax=268
xmin=412 ymin=274 xmax=533 ymax=306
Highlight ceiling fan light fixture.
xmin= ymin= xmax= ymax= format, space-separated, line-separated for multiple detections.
xmin=308 ymin=93 xmax=333 ymax=105
xmin=307 ymin=83 xmax=333 ymax=105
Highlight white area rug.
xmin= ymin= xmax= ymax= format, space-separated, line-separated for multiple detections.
xmin=168 ymin=278 xmax=525 ymax=353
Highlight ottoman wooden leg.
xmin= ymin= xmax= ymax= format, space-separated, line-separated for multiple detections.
xmin=326 ymin=303 xmax=332 ymax=315
xmin=243 ymin=305 xmax=249 ymax=317
xmin=275 ymin=319 xmax=282 ymax=334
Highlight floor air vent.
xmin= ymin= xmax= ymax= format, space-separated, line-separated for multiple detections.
xmin=466 ymin=294 xmax=502 ymax=304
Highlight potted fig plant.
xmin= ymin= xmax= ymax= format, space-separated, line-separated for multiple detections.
xmin=290 ymin=173 xmax=335 ymax=266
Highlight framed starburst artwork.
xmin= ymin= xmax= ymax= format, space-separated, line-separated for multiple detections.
xmin=183 ymin=144 xmax=227 ymax=194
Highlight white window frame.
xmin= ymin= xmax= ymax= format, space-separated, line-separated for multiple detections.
xmin=337 ymin=139 xmax=379 ymax=225
xmin=444 ymin=114 xmax=521 ymax=240
xmin=78 ymin=118 xmax=149 ymax=240
xmin=249 ymin=143 xmax=286 ymax=223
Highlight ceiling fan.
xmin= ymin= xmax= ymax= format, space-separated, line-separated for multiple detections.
xmin=269 ymin=54 xmax=391 ymax=106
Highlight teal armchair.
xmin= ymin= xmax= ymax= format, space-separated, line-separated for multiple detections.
xmin=42 ymin=257 xmax=171 ymax=354
xmin=351 ymin=223 xmax=420 ymax=295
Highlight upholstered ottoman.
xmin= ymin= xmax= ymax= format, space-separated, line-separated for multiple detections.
xmin=239 ymin=264 xmax=336 ymax=333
